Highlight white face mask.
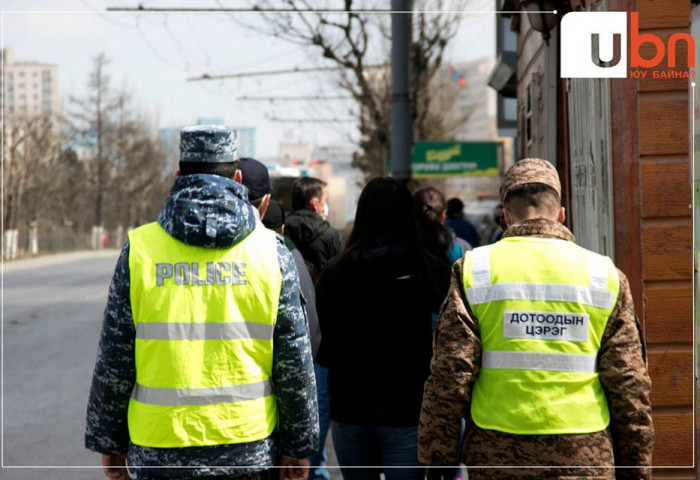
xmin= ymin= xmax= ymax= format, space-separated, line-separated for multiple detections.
xmin=322 ymin=203 xmax=329 ymax=220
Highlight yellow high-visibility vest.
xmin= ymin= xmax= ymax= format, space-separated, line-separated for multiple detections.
xmin=127 ymin=222 xmax=281 ymax=448
xmin=462 ymin=236 xmax=620 ymax=434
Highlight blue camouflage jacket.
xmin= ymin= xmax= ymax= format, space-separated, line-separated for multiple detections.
xmin=85 ymin=173 xmax=319 ymax=478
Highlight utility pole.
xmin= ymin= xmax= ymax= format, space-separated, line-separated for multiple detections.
xmin=390 ymin=0 xmax=412 ymax=183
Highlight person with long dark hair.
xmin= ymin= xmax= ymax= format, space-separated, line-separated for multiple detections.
xmin=414 ymin=187 xmax=465 ymax=266
xmin=315 ymin=178 xmax=450 ymax=480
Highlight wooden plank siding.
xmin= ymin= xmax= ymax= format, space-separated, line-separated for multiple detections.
xmin=647 ymin=349 xmax=694 ymax=408
xmin=638 ymin=94 xmax=689 ymax=156
xmin=641 ymin=158 xmax=692 ymax=218
xmin=634 ymin=0 xmax=694 ymax=474
xmin=652 ymin=412 xmax=695 ymax=466
xmin=515 ymin=0 xmax=694 ymax=474
xmin=642 ymin=220 xmax=692 ymax=281
xmin=645 ymin=283 xmax=693 ymax=344
xmin=637 ymin=0 xmax=691 ymax=30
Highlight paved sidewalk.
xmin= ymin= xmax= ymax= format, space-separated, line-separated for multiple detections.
xmin=2 ymin=248 xmax=120 ymax=272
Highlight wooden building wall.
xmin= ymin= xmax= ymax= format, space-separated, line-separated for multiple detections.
xmin=610 ymin=0 xmax=694 ymax=476
xmin=516 ymin=13 xmax=558 ymax=164
xmin=513 ymin=0 xmax=694 ymax=475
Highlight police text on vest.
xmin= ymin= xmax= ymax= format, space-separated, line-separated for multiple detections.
xmin=156 ymin=262 xmax=247 ymax=286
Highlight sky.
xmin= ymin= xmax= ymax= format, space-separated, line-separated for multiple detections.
xmin=2 ymin=0 xmax=496 ymax=157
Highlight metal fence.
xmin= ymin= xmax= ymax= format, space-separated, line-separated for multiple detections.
xmin=3 ymin=225 xmax=127 ymax=260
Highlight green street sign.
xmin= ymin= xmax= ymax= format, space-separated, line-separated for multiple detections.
xmin=411 ymin=141 xmax=501 ymax=178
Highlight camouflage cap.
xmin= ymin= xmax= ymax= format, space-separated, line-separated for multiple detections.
xmin=180 ymin=125 xmax=239 ymax=163
xmin=499 ymin=158 xmax=561 ymax=203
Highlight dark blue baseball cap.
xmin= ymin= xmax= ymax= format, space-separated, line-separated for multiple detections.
xmin=238 ymin=157 xmax=271 ymax=201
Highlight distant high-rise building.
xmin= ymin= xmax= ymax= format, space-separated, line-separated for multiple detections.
xmin=449 ymin=57 xmax=498 ymax=141
xmin=435 ymin=57 xmax=506 ymax=203
xmin=2 ymin=48 xmax=59 ymax=122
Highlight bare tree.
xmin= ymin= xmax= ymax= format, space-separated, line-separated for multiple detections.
xmin=68 ymin=53 xmax=120 ymax=227
xmin=68 ymin=55 xmax=172 ymax=231
xmin=2 ymin=116 xmax=61 ymax=231
xmin=52 ymin=147 xmax=90 ymax=230
xmin=247 ymin=0 xmax=465 ymax=180
xmin=106 ymin=97 xmax=171 ymax=229
xmin=1 ymin=53 xmax=173 ymax=257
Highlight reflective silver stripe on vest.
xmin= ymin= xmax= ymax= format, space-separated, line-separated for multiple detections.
xmin=136 ymin=322 xmax=274 ymax=341
xmin=482 ymin=350 xmax=597 ymax=373
xmin=587 ymin=251 xmax=611 ymax=292
xmin=467 ymin=246 xmax=615 ymax=309
xmin=467 ymin=283 xmax=615 ymax=309
xmin=471 ymin=246 xmax=493 ymax=289
xmin=132 ymin=379 xmax=274 ymax=406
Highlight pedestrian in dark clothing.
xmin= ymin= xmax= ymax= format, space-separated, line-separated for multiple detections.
xmin=444 ymin=198 xmax=481 ymax=248
xmin=284 ymin=176 xmax=343 ymax=480
xmin=262 ymin=198 xmax=297 ymax=252
xmin=414 ymin=187 xmax=464 ymax=266
xmin=85 ymin=126 xmax=318 ymax=480
xmin=240 ymin=161 xmax=322 ymax=361
xmin=316 ymin=177 xmax=451 ymax=480
xmin=285 ymin=177 xmax=344 ymax=274
xmin=238 ymin=157 xmax=273 ymax=219
xmin=262 ymin=197 xmax=285 ymax=233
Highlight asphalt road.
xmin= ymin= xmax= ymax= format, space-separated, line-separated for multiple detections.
xmin=1 ymin=250 xmax=339 ymax=480
xmin=2 ymin=250 xmax=120 ymax=479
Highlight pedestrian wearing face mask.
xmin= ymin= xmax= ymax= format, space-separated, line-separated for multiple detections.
xmin=285 ymin=177 xmax=344 ymax=276
xmin=284 ymin=176 xmax=344 ymax=480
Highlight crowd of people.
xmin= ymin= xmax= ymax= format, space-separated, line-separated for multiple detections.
xmin=258 ymin=168 xmax=504 ymax=480
xmin=85 ymin=126 xmax=652 ymax=480
xmin=258 ymin=173 xmax=492 ymax=480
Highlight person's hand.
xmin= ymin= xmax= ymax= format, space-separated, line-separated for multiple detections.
xmin=101 ymin=453 xmax=129 ymax=480
xmin=279 ymin=456 xmax=310 ymax=480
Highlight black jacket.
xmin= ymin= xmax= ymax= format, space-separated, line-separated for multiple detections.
xmin=315 ymin=243 xmax=450 ymax=426
xmin=291 ymin=248 xmax=321 ymax=359
xmin=285 ymin=209 xmax=344 ymax=272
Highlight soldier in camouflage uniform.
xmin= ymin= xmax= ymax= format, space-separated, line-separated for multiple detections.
xmin=418 ymin=158 xmax=653 ymax=480
xmin=85 ymin=125 xmax=319 ymax=480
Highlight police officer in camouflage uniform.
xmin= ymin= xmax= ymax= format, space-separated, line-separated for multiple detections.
xmin=85 ymin=125 xmax=319 ymax=480
xmin=418 ymin=158 xmax=653 ymax=479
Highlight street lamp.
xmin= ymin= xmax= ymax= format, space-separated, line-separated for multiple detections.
xmin=521 ymin=0 xmax=559 ymax=42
